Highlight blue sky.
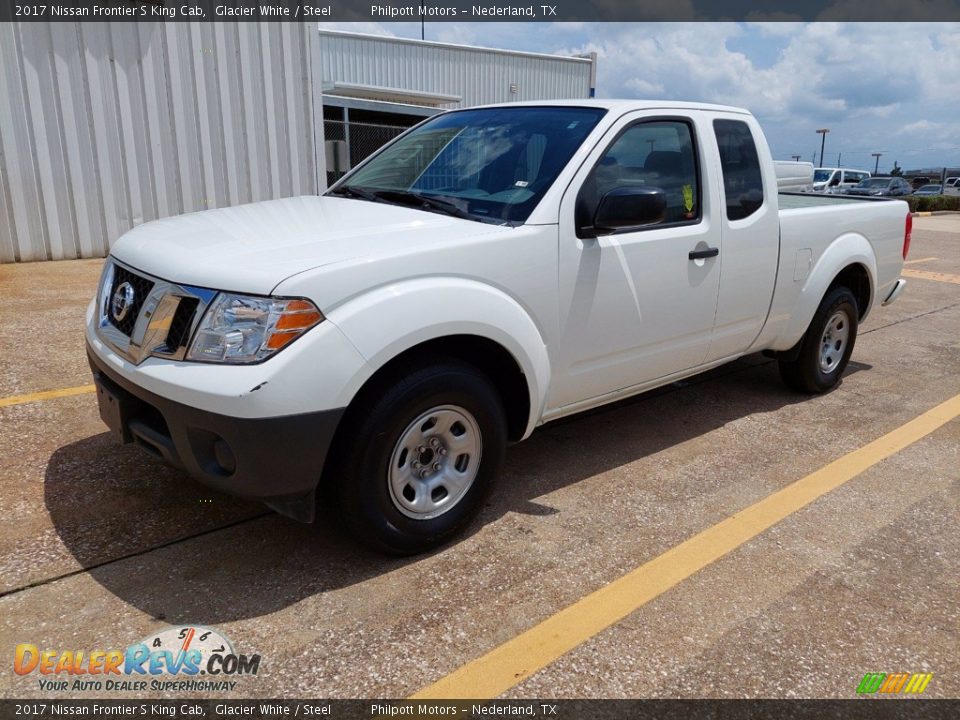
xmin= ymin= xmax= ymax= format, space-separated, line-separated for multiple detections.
xmin=322 ymin=22 xmax=959 ymax=172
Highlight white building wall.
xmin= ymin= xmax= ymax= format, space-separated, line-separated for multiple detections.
xmin=0 ymin=25 xmax=592 ymax=263
xmin=0 ymin=22 xmax=320 ymax=262
xmin=319 ymin=30 xmax=594 ymax=108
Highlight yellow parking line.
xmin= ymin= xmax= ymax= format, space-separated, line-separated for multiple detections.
xmin=903 ymin=257 xmax=938 ymax=265
xmin=0 ymin=385 xmax=96 ymax=409
xmin=902 ymin=268 xmax=960 ymax=285
xmin=412 ymin=393 xmax=960 ymax=700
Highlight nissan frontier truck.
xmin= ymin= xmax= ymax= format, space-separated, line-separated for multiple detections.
xmin=87 ymin=101 xmax=911 ymax=553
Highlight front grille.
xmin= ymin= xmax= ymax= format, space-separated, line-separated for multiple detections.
xmin=165 ymin=297 xmax=199 ymax=351
xmin=108 ymin=265 xmax=154 ymax=336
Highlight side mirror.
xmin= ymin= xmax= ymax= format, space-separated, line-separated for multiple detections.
xmin=592 ymin=186 xmax=667 ymax=234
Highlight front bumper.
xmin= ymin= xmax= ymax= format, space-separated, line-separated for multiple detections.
xmin=88 ymin=345 xmax=344 ymax=522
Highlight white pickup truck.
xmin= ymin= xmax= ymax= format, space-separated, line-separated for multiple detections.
xmin=87 ymin=100 xmax=911 ymax=553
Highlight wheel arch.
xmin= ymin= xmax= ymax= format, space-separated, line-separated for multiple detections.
xmin=340 ymin=334 xmax=533 ymax=444
xmin=326 ymin=277 xmax=551 ymax=441
xmin=774 ymin=234 xmax=877 ymax=351
xmin=827 ymin=262 xmax=872 ymax=320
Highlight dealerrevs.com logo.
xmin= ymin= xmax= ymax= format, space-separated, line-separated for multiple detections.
xmin=14 ymin=626 xmax=260 ymax=693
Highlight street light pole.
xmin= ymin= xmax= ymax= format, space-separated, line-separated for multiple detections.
xmin=872 ymin=153 xmax=882 ymax=174
xmin=816 ymin=129 xmax=829 ymax=168
xmin=791 ymin=155 xmax=801 ymax=161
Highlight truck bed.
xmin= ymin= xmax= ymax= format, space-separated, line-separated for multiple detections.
xmin=759 ymin=191 xmax=909 ymax=354
xmin=777 ymin=192 xmax=896 ymax=210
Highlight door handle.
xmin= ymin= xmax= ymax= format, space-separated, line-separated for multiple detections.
xmin=689 ymin=247 xmax=719 ymax=260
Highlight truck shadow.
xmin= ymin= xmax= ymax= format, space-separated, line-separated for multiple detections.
xmin=44 ymin=355 xmax=871 ymax=625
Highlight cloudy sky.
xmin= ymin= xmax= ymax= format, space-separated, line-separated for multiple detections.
xmin=322 ymin=22 xmax=959 ymax=172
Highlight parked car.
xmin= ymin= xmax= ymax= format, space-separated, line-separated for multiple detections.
xmin=909 ymin=176 xmax=931 ymax=189
xmin=943 ymin=177 xmax=960 ymax=197
xmin=846 ymin=177 xmax=914 ymax=197
xmin=87 ymin=100 xmax=911 ymax=553
xmin=811 ymin=167 xmax=871 ymax=193
xmin=912 ymin=184 xmax=943 ymax=196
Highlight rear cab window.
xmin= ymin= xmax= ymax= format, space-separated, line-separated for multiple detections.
xmin=713 ymin=119 xmax=764 ymax=221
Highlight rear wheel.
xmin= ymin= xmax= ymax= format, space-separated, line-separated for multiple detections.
xmin=779 ymin=286 xmax=859 ymax=394
xmin=333 ymin=362 xmax=507 ymax=555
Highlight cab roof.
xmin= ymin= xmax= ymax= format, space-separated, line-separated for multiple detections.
xmin=470 ymin=98 xmax=752 ymax=115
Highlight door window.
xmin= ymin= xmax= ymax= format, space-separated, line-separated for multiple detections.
xmin=576 ymin=120 xmax=701 ymax=234
xmin=713 ymin=120 xmax=765 ymax=220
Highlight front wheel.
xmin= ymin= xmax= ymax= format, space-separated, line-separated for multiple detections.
xmin=333 ymin=362 xmax=507 ymax=555
xmin=779 ymin=286 xmax=859 ymax=394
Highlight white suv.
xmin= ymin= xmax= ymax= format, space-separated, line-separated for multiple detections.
xmin=811 ymin=167 xmax=871 ymax=194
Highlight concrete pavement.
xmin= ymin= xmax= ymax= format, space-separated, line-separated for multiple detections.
xmin=1 ymin=218 xmax=957 ymax=700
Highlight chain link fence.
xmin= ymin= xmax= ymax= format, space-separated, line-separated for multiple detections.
xmin=324 ymin=119 xmax=409 ymax=187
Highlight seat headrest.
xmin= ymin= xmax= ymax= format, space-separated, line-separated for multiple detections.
xmin=643 ymin=151 xmax=683 ymax=175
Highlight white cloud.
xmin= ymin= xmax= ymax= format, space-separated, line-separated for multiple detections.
xmin=318 ymin=21 xmax=960 ymax=169
xmin=902 ymin=120 xmax=943 ymax=133
xmin=553 ymin=22 xmax=959 ymax=166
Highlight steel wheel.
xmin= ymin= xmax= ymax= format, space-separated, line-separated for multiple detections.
xmin=779 ymin=286 xmax=859 ymax=394
xmin=388 ymin=405 xmax=483 ymax=520
xmin=819 ymin=309 xmax=851 ymax=374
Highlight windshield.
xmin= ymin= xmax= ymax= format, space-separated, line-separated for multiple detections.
xmin=859 ymin=178 xmax=892 ymax=188
xmin=813 ymin=169 xmax=833 ymax=182
xmin=330 ymin=106 xmax=607 ymax=224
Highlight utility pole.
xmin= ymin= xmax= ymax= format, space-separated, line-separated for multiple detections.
xmin=872 ymin=153 xmax=882 ymax=174
xmin=816 ymin=129 xmax=829 ymax=168
xmin=837 ymin=152 xmax=841 ymax=166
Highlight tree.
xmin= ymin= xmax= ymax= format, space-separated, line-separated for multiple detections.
xmin=890 ymin=162 xmax=903 ymax=177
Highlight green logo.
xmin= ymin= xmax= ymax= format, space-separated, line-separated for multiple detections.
xmin=856 ymin=672 xmax=932 ymax=694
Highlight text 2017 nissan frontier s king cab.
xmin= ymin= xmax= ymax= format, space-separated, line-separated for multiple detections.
xmin=86 ymin=100 xmax=911 ymax=553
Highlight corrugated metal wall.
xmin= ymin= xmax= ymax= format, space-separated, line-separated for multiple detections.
xmin=0 ymin=22 xmax=319 ymax=263
xmin=0 ymin=26 xmax=592 ymax=263
xmin=319 ymin=31 xmax=593 ymax=108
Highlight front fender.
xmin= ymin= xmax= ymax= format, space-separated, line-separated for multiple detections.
xmin=324 ymin=278 xmax=551 ymax=439
xmin=776 ymin=233 xmax=877 ymax=350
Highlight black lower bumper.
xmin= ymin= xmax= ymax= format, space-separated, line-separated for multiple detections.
xmin=87 ymin=346 xmax=344 ymax=522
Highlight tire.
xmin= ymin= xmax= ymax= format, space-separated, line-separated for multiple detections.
xmin=333 ymin=361 xmax=507 ymax=555
xmin=779 ymin=286 xmax=859 ymax=394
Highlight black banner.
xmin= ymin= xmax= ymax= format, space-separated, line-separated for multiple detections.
xmin=2 ymin=700 xmax=960 ymax=719
xmin=2 ymin=0 xmax=960 ymax=23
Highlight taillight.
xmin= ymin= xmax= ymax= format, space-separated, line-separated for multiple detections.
xmin=903 ymin=212 xmax=912 ymax=259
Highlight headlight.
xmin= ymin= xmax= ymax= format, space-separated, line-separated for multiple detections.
xmin=186 ymin=293 xmax=324 ymax=364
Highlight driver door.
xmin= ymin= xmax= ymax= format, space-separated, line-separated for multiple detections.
xmin=550 ymin=112 xmax=723 ymax=410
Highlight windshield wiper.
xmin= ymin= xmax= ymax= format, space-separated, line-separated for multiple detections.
xmin=327 ymin=185 xmax=384 ymax=203
xmin=368 ymin=189 xmax=478 ymax=222
xmin=329 ymin=186 xmax=482 ymax=222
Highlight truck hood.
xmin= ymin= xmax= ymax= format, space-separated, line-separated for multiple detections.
xmin=111 ymin=196 xmax=507 ymax=295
